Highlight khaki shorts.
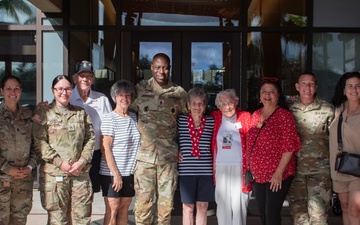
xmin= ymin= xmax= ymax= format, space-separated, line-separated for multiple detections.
xmin=332 ymin=178 xmax=360 ymax=193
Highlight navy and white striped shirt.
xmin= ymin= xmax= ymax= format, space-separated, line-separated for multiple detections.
xmin=177 ymin=114 xmax=214 ymax=176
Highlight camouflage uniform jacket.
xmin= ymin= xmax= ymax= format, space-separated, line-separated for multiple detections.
xmin=132 ymin=78 xmax=187 ymax=164
xmin=0 ymin=102 xmax=38 ymax=179
xmin=32 ymin=101 xmax=95 ymax=176
xmin=289 ymin=96 xmax=334 ymax=174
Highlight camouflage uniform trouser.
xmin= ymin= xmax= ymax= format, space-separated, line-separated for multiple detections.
xmin=287 ymin=173 xmax=331 ymax=225
xmin=134 ymin=160 xmax=178 ymax=225
xmin=0 ymin=176 xmax=33 ymax=225
xmin=39 ymin=171 xmax=93 ymax=225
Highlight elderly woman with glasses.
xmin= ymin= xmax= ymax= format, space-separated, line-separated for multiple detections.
xmin=177 ymin=87 xmax=215 ymax=225
xmin=245 ymin=77 xmax=301 ymax=225
xmin=210 ymin=89 xmax=252 ymax=225
xmin=99 ymin=80 xmax=140 ymax=225
xmin=33 ymin=75 xmax=95 ymax=224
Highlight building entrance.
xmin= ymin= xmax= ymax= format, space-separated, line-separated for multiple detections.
xmin=127 ymin=31 xmax=241 ymax=109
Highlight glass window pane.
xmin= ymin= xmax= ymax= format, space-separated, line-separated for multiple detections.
xmin=70 ymin=0 xmax=116 ymax=25
xmin=42 ymin=17 xmax=63 ymax=25
xmin=314 ymin=0 xmax=360 ymax=27
xmin=122 ymin=0 xmax=240 ymax=27
xmin=191 ymin=42 xmax=227 ymax=111
xmin=248 ymin=0 xmax=307 ymax=27
xmin=43 ymin=32 xmax=64 ymax=103
xmin=313 ymin=33 xmax=360 ymax=102
xmin=247 ymin=32 xmax=306 ymax=111
xmin=0 ymin=31 xmax=36 ymax=109
xmin=0 ymin=0 xmax=36 ymax=25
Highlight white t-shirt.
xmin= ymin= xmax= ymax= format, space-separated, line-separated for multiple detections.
xmin=216 ymin=115 xmax=242 ymax=165
xmin=70 ymin=87 xmax=112 ymax=150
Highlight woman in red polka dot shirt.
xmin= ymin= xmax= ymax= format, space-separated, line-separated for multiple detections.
xmin=245 ymin=77 xmax=301 ymax=225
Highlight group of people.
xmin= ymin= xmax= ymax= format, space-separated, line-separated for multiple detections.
xmin=0 ymin=52 xmax=359 ymax=225
xmin=179 ymin=71 xmax=360 ymax=225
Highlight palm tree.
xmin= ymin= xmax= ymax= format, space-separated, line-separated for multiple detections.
xmin=0 ymin=0 xmax=33 ymax=24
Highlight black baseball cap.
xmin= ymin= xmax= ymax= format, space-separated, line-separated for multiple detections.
xmin=75 ymin=60 xmax=94 ymax=74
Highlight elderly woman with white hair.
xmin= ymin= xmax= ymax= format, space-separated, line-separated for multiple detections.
xmin=210 ymin=89 xmax=252 ymax=225
xmin=99 ymin=80 xmax=140 ymax=225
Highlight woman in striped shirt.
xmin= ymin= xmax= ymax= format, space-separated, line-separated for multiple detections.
xmin=99 ymin=80 xmax=140 ymax=225
xmin=178 ymin=87 xmax=215 ymax=225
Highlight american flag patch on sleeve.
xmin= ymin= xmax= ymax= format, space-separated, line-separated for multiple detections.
xmin=32 ymin=114 xmax=44 ymax=123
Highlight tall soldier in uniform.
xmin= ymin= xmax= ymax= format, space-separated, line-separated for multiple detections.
xmin=132 ymin=53 xmax=188 ymax=225
xmin=288 ymin=72 xmax=334 ymax=225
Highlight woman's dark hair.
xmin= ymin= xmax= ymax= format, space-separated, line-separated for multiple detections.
xmin=331 ymin=71 xmax=360 ymax=108
xmin=110 ymin=80 xmax=135 ymax=103
xmin=51 ymin=75 xmax=73 ymax=89
xmin=187 ymin=87 xmax=208 ymax=106
xmin=258 ymin=78 xmax=289 ymax=111
xmin=1 ymin=75 xmax=21 ymax=88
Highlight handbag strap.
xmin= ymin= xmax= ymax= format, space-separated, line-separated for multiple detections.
xmin=337 ymin=112 xmax=343 ymax=152
xmin=247 ymin=107 xmax=280 ymax=170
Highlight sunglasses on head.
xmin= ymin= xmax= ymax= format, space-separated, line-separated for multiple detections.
xmin=262 ymin=77 xmax=279 ymax=82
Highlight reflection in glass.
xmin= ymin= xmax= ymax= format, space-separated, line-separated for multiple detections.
xmin=136 ymin=42 xmax=172 ymax=83
xmin=43 ymin=32 xmax=63 ymax=103
xmin=247 ymin=32 xmax=306 ymax=112
xmin=70 ymin=0 xmax=116 ymax=26
xmin=42 ymin=18 xmax=63 ymax=26
xmin=313 ymin=33 xmax=360 ymax=101
xmin=0 ymin=0 xmax=36 ymax=25
xmin=248 ymin=0 xmax=307 ymax=27
xmin=122 ymin=0 xmax=239 ymax=27
xmin=191 ymin=42 xmax=228 ymax=111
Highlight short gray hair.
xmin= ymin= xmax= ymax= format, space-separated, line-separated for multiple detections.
xmin=187 ymin=87 xmax=208 ymax=106
xmin=215 ymin=89 xmax=239 ymax=108
xmin=110 ymin=80 xmax=135 ymax=103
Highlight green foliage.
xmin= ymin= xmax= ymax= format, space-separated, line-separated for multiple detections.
xmin=0 ymin=0 xmax=34 ymax=24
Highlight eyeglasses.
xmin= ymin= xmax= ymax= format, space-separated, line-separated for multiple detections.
xmin=53 ymin=87 xmax=73 ymax=93
xmin=262 ymin=77 xmax=279 ymax=82
xmin=218 ymin=101 xmax=235 ymax=107
xmin=153 ymin=66 xmax=170 ymax=71
xmin=3 ymin=87 xmax=21 ymax=93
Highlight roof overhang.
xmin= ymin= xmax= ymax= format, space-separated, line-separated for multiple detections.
xmin=28 ymin=0 xmax=62 ymax=13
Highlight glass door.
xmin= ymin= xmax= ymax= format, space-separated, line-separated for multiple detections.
xmin=130 ymin=31 xmax=241 ymax=111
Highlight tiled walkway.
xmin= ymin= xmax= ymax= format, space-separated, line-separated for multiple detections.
xmin=27 ymin=190 xmax=342 ymax=225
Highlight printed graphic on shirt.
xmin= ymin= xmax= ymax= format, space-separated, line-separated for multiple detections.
xmin=222 ymin=132 xmax=232 ymax=149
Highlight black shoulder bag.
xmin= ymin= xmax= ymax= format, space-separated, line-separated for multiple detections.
xmin=334 ymin=112 xmax=360 ymax=177
xmin=245 ymin=107 xmax=280 ymax=188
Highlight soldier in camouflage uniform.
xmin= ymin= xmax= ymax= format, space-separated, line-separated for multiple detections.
xmin=132 ymin=53 xmax=188 ymax=225
xmin=32 ymin=75 xmax=95 ymax=225
xmin=288 ymin=72 xmax=334 ymax=225
xmin=0 ymin=75 xmax=39 ymax=225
